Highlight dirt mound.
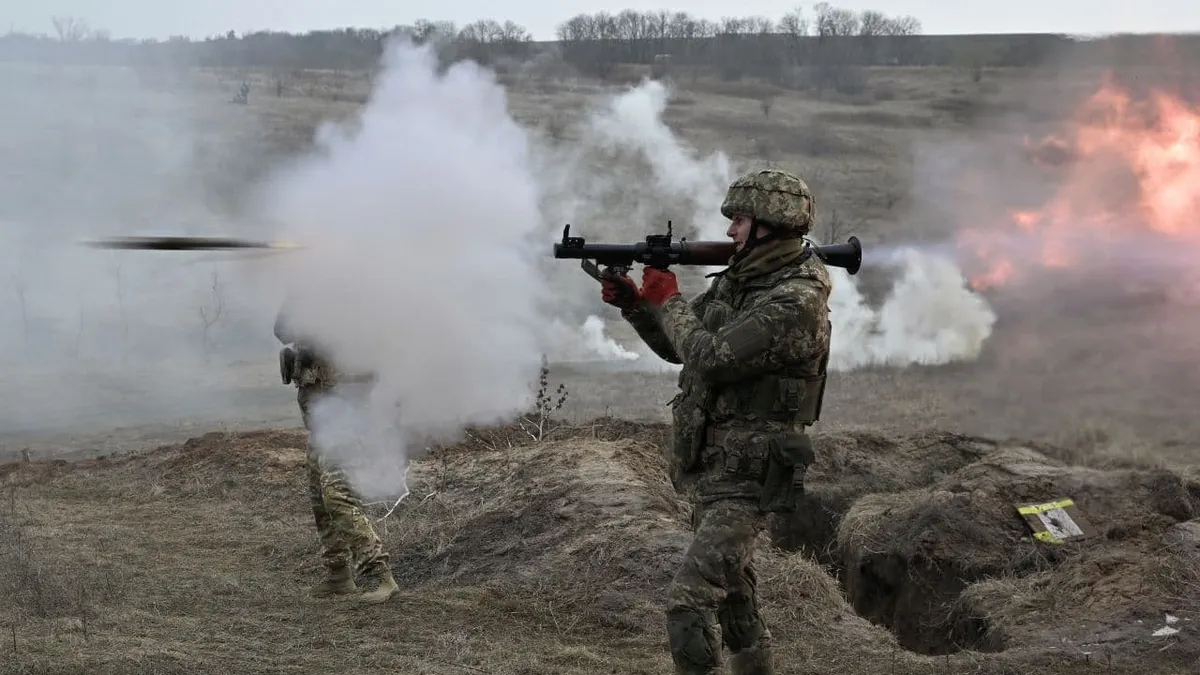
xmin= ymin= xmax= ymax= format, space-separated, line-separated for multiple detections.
xmin=769 ymin=429 xmax=998 ymax=562
xmin=2 ymin=421 xmax=932 ymax=674
xmin=3 ymin=420 xmax=1197 ymax=674
xmin=385 ymin=435 xmax=688 ymax=631
xmin=833 ymin=443 xmax=1198 ymax=662
xmin=377 ymin=422 xmax=937 ymax=669
xmin=358 ymin=420 xmax=1199 ymax=672
xmin=716 ymin=428 xmax=1196 ymax=668
xmin=0 ymin=429 xmax=307 ymax=487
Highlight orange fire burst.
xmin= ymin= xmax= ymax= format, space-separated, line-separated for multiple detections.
xmin=962 ymin=77 xmax=1200 ymax=291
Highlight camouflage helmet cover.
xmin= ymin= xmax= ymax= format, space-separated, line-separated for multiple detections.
xmin=720 ymin=168 xmax=816 ymax=233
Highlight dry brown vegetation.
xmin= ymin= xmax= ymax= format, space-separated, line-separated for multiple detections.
xmin=2 ymin=419 xmax=1196 ymax=674
xmin=2 ymin=34 xmax=1200 ymax=675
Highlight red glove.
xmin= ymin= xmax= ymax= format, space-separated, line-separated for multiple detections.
xmin=601 ymin=273 xmax=641 ymax=310
xmin=641 ymin=267 xmax=680 ymax=307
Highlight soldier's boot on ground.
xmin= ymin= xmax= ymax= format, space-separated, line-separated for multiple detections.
xmin=309 ymin=564 xmax=357 ymax=598
xmin=355 ymin=562 xmax=398 ymax=605
xmin=728 ymin=640 xmax=773 ymax=675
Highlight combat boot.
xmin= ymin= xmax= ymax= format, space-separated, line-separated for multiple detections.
xmin=309 ymin=564 xmax=357 ymax=597
xmin=355 ymin=563 xmax=398 ymax=604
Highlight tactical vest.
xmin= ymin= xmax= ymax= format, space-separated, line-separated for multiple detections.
xmin=695 ymin=259 xmax=831 ymax=428
xmin=667 ymin=251 xmax=832 ymax=503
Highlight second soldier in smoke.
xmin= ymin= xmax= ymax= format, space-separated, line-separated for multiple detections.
xmin=275 ymin=298 xmax=399 ymax=604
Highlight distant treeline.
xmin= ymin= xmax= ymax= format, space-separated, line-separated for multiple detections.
xmin=1 ymin=6 xmax=1196 ymax=78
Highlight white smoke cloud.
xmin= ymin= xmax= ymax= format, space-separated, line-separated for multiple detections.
xmin=255 ymin=39 xmax=550 ymax=499
xmin=523 ymin=78 xmax=736 ymax=373
xmin=827 ymin=249 xmax=997 ymax=370
xmin=222 ymin=39 xmax=995 ymax=498
xmin=249 ymin=47 xmax=747 ymax=498
xmin=581 ymin=82 xmax=735 ymax=242
xmin=532 ymin=79 xmax=735 ymax=245
xmin=544 ymin=315 xmax=640 ymax=362
xmin=521 ymin=77 xmax=996 ymax=373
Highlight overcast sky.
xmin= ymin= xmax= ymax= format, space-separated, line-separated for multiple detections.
xmin=6 ymin=1 xmax=1198 ymax=41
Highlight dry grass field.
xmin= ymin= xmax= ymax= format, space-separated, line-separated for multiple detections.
xmin=2 ymin=50 xmax=1199 ymax=674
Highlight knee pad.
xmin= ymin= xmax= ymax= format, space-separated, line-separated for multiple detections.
xmin=666 ymin=609 xmax=721 ymax=673
xmin=719 ymin=592 xmax=767 ymax=652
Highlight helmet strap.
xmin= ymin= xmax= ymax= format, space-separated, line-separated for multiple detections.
xmin=718 ymin=218 xmax=803 ymax=276
xmin=731 ymin=218 xmax=775 ymax=264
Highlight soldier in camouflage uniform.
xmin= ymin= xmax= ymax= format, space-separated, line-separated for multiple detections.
xmin=601 ymin=168 xmax=831 ymax=675
xmin=274 ymin=300 xmax=399 ymax=605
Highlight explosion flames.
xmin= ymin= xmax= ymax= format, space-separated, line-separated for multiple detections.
xmin=959 ymin=76 xmax=1200 ymax=291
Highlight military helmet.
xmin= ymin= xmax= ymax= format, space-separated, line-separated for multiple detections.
xmin=720 ymin=168 xmax=815 ymax=234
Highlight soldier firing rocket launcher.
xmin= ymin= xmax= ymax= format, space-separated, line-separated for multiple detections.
xmin=552 ymin=221 xmax=862 ymax=282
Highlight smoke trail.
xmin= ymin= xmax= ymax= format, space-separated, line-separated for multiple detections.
xmin=0 ymin=59 xmax=279 ymax=438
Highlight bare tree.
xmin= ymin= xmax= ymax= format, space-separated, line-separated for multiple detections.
xmin=197 ymin=271 xmax=225 ymax=358
xmin=109 ymin=262 xmax=128 ymax=362
xmin=12 ymin=274 xmax=28 ymax=350
xmin=0 ymin=6 xmax=998 ymax=75
xmin=814 ymin=3 xmax=861 ymax=37
xmin=51 ymin=16 xmax=90 ymax=42
xmin=779 ymin=6 xmax=811 ymax=67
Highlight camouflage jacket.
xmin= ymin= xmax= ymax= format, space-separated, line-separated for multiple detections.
xmin=621 ymin=238 xmax=832 ymax=504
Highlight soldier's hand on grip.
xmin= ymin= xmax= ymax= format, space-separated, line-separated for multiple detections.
xmin=601 ymin=272 xmax=642 ymax=310
xmin=641 ymin=267 xmax=680 ymax=307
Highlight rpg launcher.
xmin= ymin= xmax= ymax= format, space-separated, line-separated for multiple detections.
xmin=552 ymin=221 xmax=862 ymax=282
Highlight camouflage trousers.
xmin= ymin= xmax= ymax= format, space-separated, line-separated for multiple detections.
xmin=665 ymin=498 xmax=773 ymax=675
xmin=298 ymin=383 xmax=389 ymax=577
